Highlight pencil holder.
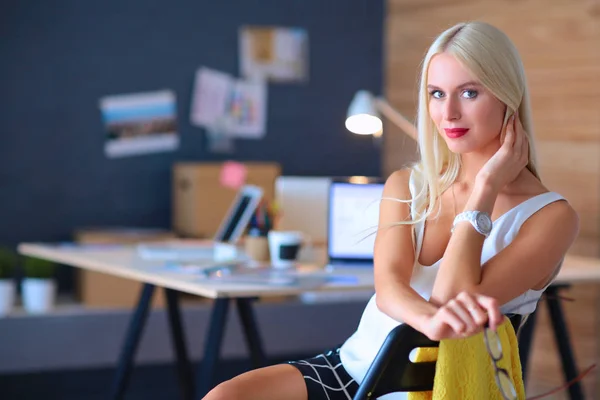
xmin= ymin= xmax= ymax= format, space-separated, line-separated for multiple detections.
xmin=244 ymin=234 xmax=270 ymax=262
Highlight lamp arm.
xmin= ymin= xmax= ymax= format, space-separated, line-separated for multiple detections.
xmin=374 ymin=97 xmax=418 ymax=141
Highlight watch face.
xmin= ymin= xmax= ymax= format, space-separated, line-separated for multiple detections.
xmin=476 ymin=213 xmax=492 ymax=232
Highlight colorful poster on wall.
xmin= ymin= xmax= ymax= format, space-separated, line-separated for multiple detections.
xmin=99 ymin=90 xmax=178 ymax=158
xmin=239 ymin=26 xmax=309 ymax=83
xmin=226 ymin=79 xmax=267 ymax=139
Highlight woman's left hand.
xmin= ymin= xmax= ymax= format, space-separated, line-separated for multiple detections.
xmin=476 ymin=111 xmax=529 ymax=192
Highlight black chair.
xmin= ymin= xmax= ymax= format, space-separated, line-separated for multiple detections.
xmin=353 ymin=315 xmax=523 ymax=400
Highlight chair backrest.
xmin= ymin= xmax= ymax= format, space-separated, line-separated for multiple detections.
xmin=353 ymin=314 xmax=523 ymax=400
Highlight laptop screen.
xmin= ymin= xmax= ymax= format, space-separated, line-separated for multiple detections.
xmin=328 ymin=179 xmax=384 ymax=262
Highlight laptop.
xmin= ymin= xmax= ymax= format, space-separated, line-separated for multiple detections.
xmin=325 ymin=177 xmax=385 ymax=269
xmin=299 ymin=176 xmax=384 ymax=303
xmin=137 ymin=184 xmax=263 ymax=260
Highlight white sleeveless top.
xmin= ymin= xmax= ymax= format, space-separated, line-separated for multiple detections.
xmin=338 ymin=177 xmax=566 ymax=397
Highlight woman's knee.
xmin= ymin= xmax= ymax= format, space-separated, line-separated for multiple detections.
xmin=202 ymin=364 xmax=307 ymax=400
xmin=202 ymin=379 xmax=240 ymax=400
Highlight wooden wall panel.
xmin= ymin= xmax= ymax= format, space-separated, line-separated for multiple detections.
xmin=384 ymin=0 xmax=600 ymax=253
xmin=384 ymin=1 xmax=600 ymax=395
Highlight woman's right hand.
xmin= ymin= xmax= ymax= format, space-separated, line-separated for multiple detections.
xmin=420 ymin=292 xmax=504 ymax=341
xmin=476 ymin=111 xmax=529 ymax=192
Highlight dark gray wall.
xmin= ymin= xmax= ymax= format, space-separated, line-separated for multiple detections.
xmin=0 ymin=0 xmax=384 ymax=247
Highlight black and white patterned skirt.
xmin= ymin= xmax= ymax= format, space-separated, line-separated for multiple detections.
xmin=287 ymin=347 xmax=359 ymax=400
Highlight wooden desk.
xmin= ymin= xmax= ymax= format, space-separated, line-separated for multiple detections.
xmin=17 ymin=242 xmax=374 ymax=399
xmin=17 ymin=243 xmax=373 ymax=299
xmin=17 ymin=243 xmax=600 ymax=400
xmin=556 ymin=254 xmax=600 ymax=283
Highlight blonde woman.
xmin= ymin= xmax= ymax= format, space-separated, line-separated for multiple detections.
xmin=203 ymin=21 xmax=579 ymax=400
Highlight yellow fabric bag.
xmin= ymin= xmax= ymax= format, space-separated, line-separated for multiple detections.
xmin=408 ymin=317 xmax=526 ymax=400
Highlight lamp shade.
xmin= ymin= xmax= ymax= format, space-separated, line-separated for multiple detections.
xmin=345 ymin=90 xmax=383 ymax=135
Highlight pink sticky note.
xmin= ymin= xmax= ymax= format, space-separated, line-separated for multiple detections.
xmin=220 ymin=161 xmax=247 ymax=189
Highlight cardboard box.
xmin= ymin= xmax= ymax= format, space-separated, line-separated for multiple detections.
xmin=172 ymin=162 xmax=281 ymax=239
xmin=75 ymin=228 xmax=175 ymax=309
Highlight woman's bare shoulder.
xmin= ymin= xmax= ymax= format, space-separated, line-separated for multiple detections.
xmin=383 ymin=168 xmax=414 ymax=198
xmin=513 ymin=170 xmax=578 ymax=231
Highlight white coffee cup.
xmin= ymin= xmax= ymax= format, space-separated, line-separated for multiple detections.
xmin=267 ymin=230 xmax=308 ymax=269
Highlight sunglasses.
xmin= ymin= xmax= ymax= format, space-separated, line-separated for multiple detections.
xmin=484 ymin=294 xmax=596 ymax=400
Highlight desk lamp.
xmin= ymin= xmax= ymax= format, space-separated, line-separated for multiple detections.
xmin=345 ymin=90 xmax=417 ymax=141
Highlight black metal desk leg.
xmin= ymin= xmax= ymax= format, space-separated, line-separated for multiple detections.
xmin=236 ymin=298 xmax=267 ymax=368
xmin=517 ymin=310 xmax=538 ymax=383
xmin=197 ymin=298 xmax=230 ymax=398
xmin=545 ymin=285 xmax=583 ymax=400
xmin=110 ymin=283 xmax=155 ymax=400
xmin=165 ymin=289 xmax=194 ymax=400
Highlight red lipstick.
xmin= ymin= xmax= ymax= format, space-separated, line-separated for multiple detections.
xmin=444 ymin=128 xmax=469 ymax=138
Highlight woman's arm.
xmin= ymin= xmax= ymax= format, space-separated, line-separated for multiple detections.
xmin=375 ymin=170 xmax=504 ymax=338
xmin=373 ymin=169 xmax=438 ymax=330
xmin=432 ymin=188 xmax=579 ymax=306
xmin=430 ymin=180 xmax=497 ymax=305
xmin=431 ymin=115 xmax=580 ymax=306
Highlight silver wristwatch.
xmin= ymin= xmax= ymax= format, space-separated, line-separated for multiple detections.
xmin=452 ymin=211 xmax=493 ymax=237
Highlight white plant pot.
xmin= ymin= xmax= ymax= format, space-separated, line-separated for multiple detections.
xmin=22 ymin=278 xmax=56 ymax=314
xmin=0 ymin=279 xmax=16 ymax=317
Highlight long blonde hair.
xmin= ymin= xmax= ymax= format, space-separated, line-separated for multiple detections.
xmin=408 ymin=21 xmax=540 ymax=223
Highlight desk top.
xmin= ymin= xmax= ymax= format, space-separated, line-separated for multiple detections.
xmin=17 ymin=243 xmax=600 ymax=299
xmin=555 ymin=254 xmax=600 ymax=284
xmin=17 ymin=243 xmax=375 ymax=299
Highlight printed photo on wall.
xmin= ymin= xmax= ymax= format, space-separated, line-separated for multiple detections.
xmin=239 ymin=26 xmax=309 ymax=83
xmin=99 ymin=90 xmax=179 ymax=158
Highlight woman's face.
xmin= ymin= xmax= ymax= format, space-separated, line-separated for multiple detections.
xmin=427 ymin=52 xmax=506 ymax=154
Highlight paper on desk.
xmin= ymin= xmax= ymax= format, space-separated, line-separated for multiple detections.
xmin=53 ymin=242 xmax=125 ymax=251
xmin=204 ymin=268 xmax=328 ymax=287
xmin=164 ymin=261 xmax=241 ymax=275
xmin=200 ymin=265 xmax=359 ymax=288
xmin=137 ymin=240 xmax=241 ymax=262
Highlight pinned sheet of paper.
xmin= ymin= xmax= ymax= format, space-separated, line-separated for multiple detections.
xmin=190 ymin=67 xmax=234 ymax=128
xmin=220 ymin=161 xmax=247 ymax=189
xmin=226 ymin=79 xmax=267 ymax=139
xmin=190 ymin=66 xmax=268 ymax=149
xmin=240 ymin=26 xmax=309 ymax=83
xmin=206 ymin=123 xmax=235 ymax=154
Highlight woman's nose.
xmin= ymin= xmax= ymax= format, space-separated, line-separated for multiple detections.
xmin=443 ymin=97 xmax=461 ymax=121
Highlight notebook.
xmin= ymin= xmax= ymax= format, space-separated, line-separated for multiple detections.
xmin=300 ymin=177 xmax=384 ymax=303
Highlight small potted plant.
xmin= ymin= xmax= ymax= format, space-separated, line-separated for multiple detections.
xmin=22 ymin=256 xmax=57 ymax=314
xmin=0 ymin=247 xmax=16 ymax=316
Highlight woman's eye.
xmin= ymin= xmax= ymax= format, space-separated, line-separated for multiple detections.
xmin=430 ymin=90 xmax=444 ymax=99
xmin=462 ymin=90 xmax=478 ymax=99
